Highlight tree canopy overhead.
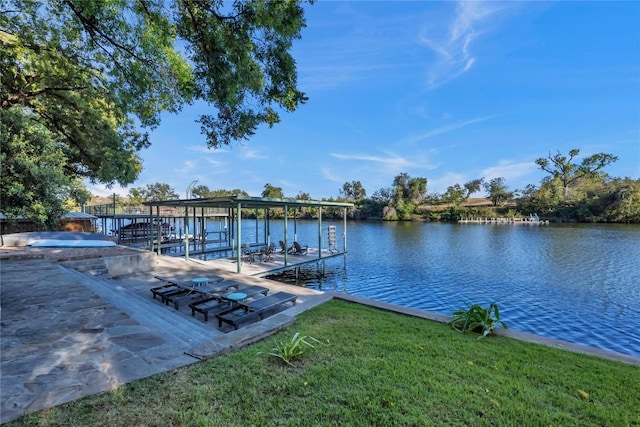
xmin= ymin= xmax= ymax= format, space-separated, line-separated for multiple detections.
xmin=1 ymin=0 xmax=309 ymax=189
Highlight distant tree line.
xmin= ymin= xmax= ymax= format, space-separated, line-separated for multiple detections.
xmin=6 ymin=148 xmax=638 ymax=230
xmin=109 ymin=149 xmax=638 ymax=224
xmin=343 ymin=148 xmax=636 ymax=223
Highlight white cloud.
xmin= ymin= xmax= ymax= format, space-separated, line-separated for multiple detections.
xmin=419 ymin=1 xmax=509 ymax=89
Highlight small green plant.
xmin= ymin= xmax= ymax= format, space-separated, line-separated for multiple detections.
xmin=265 ymin=332 xmax=322 ymax=366
xmin=449 ymin=302 xmax=508 ymax=339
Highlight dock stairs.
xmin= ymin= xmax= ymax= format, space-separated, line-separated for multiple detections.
xmin=62 ymin=267 xmax=221 ymax=348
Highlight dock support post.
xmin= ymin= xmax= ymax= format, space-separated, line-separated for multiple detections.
xmin=318 ymin=206 xmax=323 ymax=259
xmin=343 ymin=207 xmax=347 ymax=253
xmin=284 ymin=205 xmax=288 ymax=266
xmin=156 ymin=205 xmax=161 ymax=255
xmin=236 ymin=202 xmax=242 ymax=273
xmin=201 ymin=207 xmax=206 ymax=253
xmin=184 ymin=206 xmax=189 ymax=261
xmin=266 ymin=209 xmax=271 ymax=247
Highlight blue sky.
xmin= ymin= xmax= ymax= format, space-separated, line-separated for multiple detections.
xmin=90 ymin=1 xmax=640 ymax=200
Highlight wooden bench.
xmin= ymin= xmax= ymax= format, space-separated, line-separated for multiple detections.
xmin=152 ymin=276 xmax=228 ymax=310
xmin=150 ymin=283 xmax=189 ymax=303
xmin=216 ymin=292 xmax=297 ymax=329
xmin=189 ymin=285 xmax=269 ymax=321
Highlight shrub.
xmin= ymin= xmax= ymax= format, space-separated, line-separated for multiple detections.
xmin=449 ymin=302 xmax=508 ymax=339
xmin=264 ymin=332 xmax=322 ymax=366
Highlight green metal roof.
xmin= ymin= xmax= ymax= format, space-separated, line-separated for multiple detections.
xmin=143 ymin=195 xmax=353 ymax=209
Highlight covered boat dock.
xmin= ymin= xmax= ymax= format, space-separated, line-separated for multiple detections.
xmin=143 ymin=196 xmax=354 ymax=275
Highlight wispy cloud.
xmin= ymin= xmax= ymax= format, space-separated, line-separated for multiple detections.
xmin=179 ymin=160 xmax=197 ymax=173
xmin=298 ymin=64 xmax=397 ymax=91
xmin=186 ymin=145 xmax=228 ymax=154
xmin=330 ymin=151 xmax=436 ymax=172
xmin=428 ymin=172 xmax=467 ymax=194
xmin=320 ymin=166 xmax=344 ymax=185
xmin=406 ymin=115 xmax=495 ymax=144
xmin=204 ymin=158 xmax=228 ymax=171
xmin=242 ymin=148 xmax=268 ymax=160
xmin=419 ymin=1 xmax=509 ymax=89
xmin=481 ymin=160 xmax=539 ymax=183
xmin=296 ymin=5 xmax=417 ymax=91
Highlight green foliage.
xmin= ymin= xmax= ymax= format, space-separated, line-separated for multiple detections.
xmin=483 ymin=177 xmax=513 ymax=206
xmin=598 ymin=178 xmax=640 ymax=223
xmin=384 ymin=172 xmax=428 ymax=220
xmin=536 ymin=149 xmax=618 ymax=201
xmin=439 ymin=206 xmax=462 ymax=221
xmin=191 ymin=184 xmax=214 ymax=199
xmin=212 ymin=188 xmax=250 ymax=198
xmin=371 ymin=187 xmax=393 ymax=204
xmin=2 ymin=0 xmax=309 ymax=221
xmin=442 ymin=184 xmax=467 ymax=205
xmin=392 ymin=173 xmax=428 ymax=205
xmin=516 ymin=175 xmax=640 ymax=223
xmin=393 ymin=198 xmax=415 ymax=220
xmin=450 ymin=302 xmax=508 ymax=339
xmin=261 ymin=183 xmax=284 ymax=199
xmin=0 ymin=108 xmax=72 ymax=228
xmin=464 ymin=178 xmax=484 ymax=198
xmin=340 ymin=180 xmax=366 ymax=201
xmin=128 ymin=183 xmax=179 ymax=202
xmin=264 ymin=332 xmax=321 ymax=367
xmin=356 ymin=198 xmax=387 ymax=219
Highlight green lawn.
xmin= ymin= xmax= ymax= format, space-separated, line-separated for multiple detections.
xmin=11 ymin=299 xmax=640 ymax=426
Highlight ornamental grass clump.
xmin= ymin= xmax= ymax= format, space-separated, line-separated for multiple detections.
xmin=265 ymin=332 xmax=323 ymax=366
xmin=450 ymin=302 xmax=508 ymax=339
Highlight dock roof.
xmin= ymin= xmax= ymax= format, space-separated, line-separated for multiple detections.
xmin=143 ymin=195 xmax=353 ymax=210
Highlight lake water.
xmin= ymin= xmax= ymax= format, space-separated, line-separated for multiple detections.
xmin=229 ymin=220 xmax=640 ymax=358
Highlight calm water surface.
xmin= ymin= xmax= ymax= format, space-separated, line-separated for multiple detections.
xmin=225 ymin=220 xmax=640 ymax=357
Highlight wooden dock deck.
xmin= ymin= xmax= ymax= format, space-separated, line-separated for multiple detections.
xmin=199 ymin=248 xmax=346 ymax=277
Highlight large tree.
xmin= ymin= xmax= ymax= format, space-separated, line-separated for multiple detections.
xmin=261 ymin=183 xmax=284 ymax=199
xmin=1 ymin=0 xmax=309 ymax=219
xmin=392 ymin=173 xmax=428 ymax=205
xmin=483 ymin=177 xmax=512 ymax=206
xmin=0 ymin=108 xmax=71 ymax=228
xmin=340 ymin=180 xmax=366 ymax=201
xmin=535 ymin=149 xmax=618 ymax=200
xmin=442 ymin=184 xmax=467 ymax=206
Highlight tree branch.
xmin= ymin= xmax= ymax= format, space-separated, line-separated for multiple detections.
xmin=62 ymin=0 xmax=151 ymax=66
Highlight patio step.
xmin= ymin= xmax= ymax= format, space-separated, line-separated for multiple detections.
xmin=62 ymin=267 xmax=219 ymax=346
xmin=65 ymin=259 xmax=110 ymax=276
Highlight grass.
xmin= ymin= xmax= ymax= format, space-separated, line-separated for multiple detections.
xmin=10 ymin=300 xmax=640 ymax=426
